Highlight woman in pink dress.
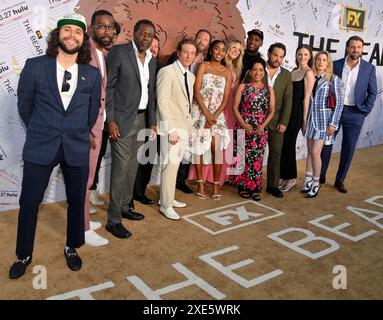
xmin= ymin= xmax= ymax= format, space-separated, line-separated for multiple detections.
xmin=222 ymin=40 xmax=244 ymax=182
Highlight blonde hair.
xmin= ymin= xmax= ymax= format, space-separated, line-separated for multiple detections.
xmin=313 ymin=50 xmax=333 ymax=82
xmin=224 ymin=40 xmax=244 ymax=79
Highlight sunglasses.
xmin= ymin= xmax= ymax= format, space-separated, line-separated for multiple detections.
xmin=61 ymin=70 xmax=72 ymax=92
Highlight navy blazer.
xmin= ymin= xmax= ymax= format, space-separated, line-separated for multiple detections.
xmin=17 ymin=55 xmax=101 ymax=166
xmin=333 ymin=58 xmax=377 ymax=115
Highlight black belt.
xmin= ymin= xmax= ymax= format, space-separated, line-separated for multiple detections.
xmin=137 ymin=109 xmax=146 ymax=114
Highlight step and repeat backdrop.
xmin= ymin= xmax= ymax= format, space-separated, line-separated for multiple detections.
xmin=0 ymin=0 xmax=382 ymax=211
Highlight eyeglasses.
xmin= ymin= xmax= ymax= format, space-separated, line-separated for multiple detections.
xmin=94 ymin=25 xmax=115 ymax=32
xmin=61 ymin=70 xmax=71 ymax=92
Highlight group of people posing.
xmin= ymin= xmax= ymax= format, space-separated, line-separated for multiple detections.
xmin=9 ymin=9 xmax=377 ymax=279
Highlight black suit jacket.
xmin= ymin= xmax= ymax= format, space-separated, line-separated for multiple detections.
xmin=106 ymin=41 xmax=157 ymax=137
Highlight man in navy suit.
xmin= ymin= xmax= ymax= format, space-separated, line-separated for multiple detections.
xmin=9 ymin=13 xmax=101 ymax=279
xmin=320 ymin=36 xmax=377 ymax=193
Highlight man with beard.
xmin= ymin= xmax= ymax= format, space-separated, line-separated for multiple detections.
xmin=88 ymin=19 xmax=121 ymax=211
xmin=9 ymin=13 xmax=101 ymax=279
xmin=262 ymin=43 xmax=293 ymax=198
xmin=240 ymin=29 xmax=266 ymax=82
xmin=320 ymin=36 xmax=377 ymax=193
xmin=167 ymin=29 xmax=212 ymax=194
xmin=84 ymin=10 xmax=116 ymax=247
xmin=105 ymin=19 xmax=157 ymax=239
xmin=130 ymin=35 xmax=163 ymax=208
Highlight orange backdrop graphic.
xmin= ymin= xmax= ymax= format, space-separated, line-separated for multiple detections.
xmin=77 ymin=0 xmax=245 ymax=63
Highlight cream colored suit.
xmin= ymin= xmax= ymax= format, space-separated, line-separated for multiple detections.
xmin=157 ymin=61 xmax=195 ymax=209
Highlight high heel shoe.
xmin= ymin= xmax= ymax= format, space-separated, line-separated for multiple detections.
xmin=280 ymin=180 xmax=297 ymax=192
xmin=306 ymin=184 xmax=321 ymax=198
xmin=195 ymin=180 xmax=207 ymax=200
xmin=300 ymin=178 xmax=313 ymax=193
xmin=211 ymin=181 xmax=222 ymax=200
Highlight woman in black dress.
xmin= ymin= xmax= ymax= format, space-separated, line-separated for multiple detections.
xmin=279 ymin=45 xmax=315 ymax=192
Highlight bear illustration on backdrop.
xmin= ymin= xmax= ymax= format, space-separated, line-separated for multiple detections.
xmin=77 ymin=0 xmax=245 ymax=63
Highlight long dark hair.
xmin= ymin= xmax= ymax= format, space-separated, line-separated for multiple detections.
xmin=206 ymin=40 xmax=226 ymax=65
xmin=294 ymin=44 xmax=313 ymax=68
xmin=46 ymin=28 xmax=92 ymax=64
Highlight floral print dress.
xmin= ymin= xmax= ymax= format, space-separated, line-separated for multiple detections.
xmin=230 ymin=82 xmax=271 ymax=192
xmin=190 ymin=73 xmax=230 ymax=163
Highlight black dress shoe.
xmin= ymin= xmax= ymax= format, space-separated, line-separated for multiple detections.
xmin=266 ymin=186 xmax=283 ymax=198
xmin=134 ymin=194 xmax=155 ymax=205
xmin=319 ymin=176 xmax=326 ymax=184
xmin=176 ymin=183 xmax=193 ymax=194
xmin=122 ymin=209 xmax=145 ymax=220
xmin=335 ymin=182 xmax=347 ymax=193
xmin=64 ymin=248 xmax=82 ymax=271
xmin=105 ymin=223 xmax=132 ymax=238
xmin=9 ymin=256 xmax=32 ymax=279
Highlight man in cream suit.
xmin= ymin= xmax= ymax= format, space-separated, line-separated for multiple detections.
xmin=157 ymin=38 xmax=197 ymax=220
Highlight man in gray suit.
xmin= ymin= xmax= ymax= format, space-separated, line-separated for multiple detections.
xmin=105 ymin=19 xmax=157 ymax=238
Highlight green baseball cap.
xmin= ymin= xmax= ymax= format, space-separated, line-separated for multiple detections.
xmin=57 ymin=13 xmax=87 ymax=32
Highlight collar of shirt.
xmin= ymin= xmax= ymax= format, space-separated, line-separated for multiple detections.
xmin=316 ymin=72 xmax=326 ymax=80
xmin=132 ymin=40 xmax=153 ymax=61
xmin=266 ymin=65 xmax=281 ymax=86
xmin=345 ymin=57 xmax=360 ymax=71
xmin=176 ymin=60 xmax=189 ymax=74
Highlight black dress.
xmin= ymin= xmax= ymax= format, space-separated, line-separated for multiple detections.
xmin=280 ymin=77 xmax=304 ymax=180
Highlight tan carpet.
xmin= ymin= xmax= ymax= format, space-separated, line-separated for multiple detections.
xmin=1 ymin=145 xmax=382 ymax=300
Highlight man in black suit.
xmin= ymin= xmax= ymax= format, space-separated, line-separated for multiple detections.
xmin=167 ymin=29 xmax=212 ymax=194
xmin=9 ymin=13 xmax=101 ymax=279
xmin=105 ymin=19 xmax=157 ymax=238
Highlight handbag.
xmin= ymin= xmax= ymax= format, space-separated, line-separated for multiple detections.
xmin=327 ymin=76 xmax=336 ymax=111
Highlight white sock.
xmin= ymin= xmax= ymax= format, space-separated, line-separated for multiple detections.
xmin=304 ymin=173 xmax=313 ymax=183
xmin=312 ymin=177 xmax=320 ymax=187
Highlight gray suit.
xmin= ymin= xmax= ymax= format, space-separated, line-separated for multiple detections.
xmin=106 ymin=41 xmax=157 ymax=224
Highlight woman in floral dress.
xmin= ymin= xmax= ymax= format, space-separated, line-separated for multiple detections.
xmin=230 ymin=58 xmax=275 ymax=201
xmin=190 ymin=40 xmax=232 ymax=199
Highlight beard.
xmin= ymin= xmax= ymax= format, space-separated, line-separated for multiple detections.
xmin=269 ymin=60 xmax=281 ymax=68
xmin=349 ymin=52 xmax=362 ymax=60
xmin=59 ymin=38 xmax=82 ymax=55
xmin=94 ymin=35 xmax=113 ymax=48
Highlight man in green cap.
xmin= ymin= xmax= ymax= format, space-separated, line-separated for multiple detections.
xmin=9 ymin=13 xmax=101 ymax=279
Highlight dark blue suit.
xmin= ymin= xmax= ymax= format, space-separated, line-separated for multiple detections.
xmin=16 ymin=55 xmax=101 ymax=258
xmin=320 ymin=58 xmax=377 ymax=184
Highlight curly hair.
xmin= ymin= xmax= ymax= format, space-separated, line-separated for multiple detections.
xmin=46 ymin=28 xmax=92 ymax=64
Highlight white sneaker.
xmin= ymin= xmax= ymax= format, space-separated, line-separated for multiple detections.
xmin=85 ymin=230 xmax=109 ymax=247
xmin=159 ymin=207 xmax=181 ymax=220
xmin=90 ymin=221 xmax=102 ymax=231
xmin=90 ymin=190 xmax=105 ymax=206
xmin=158 ymin=199 xmax=187 ymax=208
xmin=89 ymin=205 xmax=97 ymax=214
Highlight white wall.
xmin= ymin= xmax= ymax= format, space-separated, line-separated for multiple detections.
xmin=0 ymin=0 xmax=381 ymax=211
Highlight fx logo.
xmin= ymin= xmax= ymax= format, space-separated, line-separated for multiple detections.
xmin=183 ymin=201 xmax=286 ymax=235
xmin=340 ymin=5 xmax=366 ymax=31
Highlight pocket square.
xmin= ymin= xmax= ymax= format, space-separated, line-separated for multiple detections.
xmin=81 ymin=76 xmax=86 ymax=80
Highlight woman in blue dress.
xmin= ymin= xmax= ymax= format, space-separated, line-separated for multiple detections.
xmin=302 ymin=51 xmax=343 ymax=198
